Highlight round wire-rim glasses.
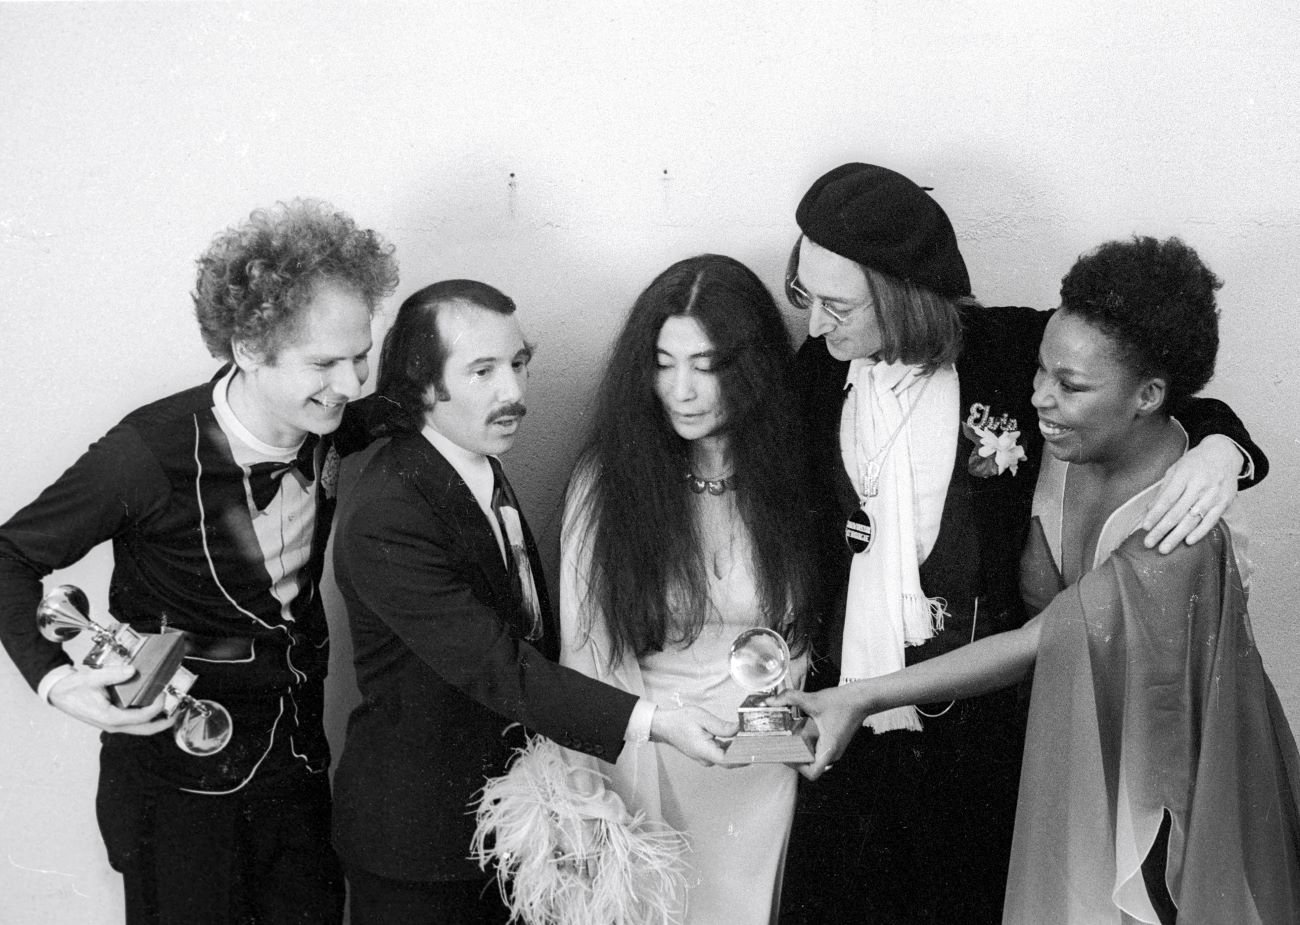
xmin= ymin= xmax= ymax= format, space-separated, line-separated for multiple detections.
xmin=784 ymin=273 xmax=870 ymax=326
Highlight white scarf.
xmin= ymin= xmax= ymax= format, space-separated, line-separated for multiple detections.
xmin=838 ymin=358 xmax=958 ymax=732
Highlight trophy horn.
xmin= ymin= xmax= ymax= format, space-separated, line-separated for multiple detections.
xmin=34 ymin=585 xmax=234 ymax=756
xmin=173 ymin=697 xmax=234 ymax=756
xmin=37 ymin=585 xmax=96 ymax=643
xmin=163 ymin=666 xmax=234 ymax=756
xmin=729 ymin=626 xmax=791 ymax=694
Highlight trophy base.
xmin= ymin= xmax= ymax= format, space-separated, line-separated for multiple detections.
xmin=723 ymin=719 xmax=815 ymax=765
xmin=108 ymin=631 xmax=187 ymax=708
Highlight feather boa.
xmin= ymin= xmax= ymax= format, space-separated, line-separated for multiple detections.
xmin=471 ymin=734 xmax=690 ymax=925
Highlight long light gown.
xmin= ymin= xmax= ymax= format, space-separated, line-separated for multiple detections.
xmin=560 ymin=470 xmax=805 ymax=925
xmin=1006 ymin=444 xmax=1300 ymax=924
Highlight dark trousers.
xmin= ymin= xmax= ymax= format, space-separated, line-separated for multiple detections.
xmin=96 ymin=744 xmax=344 ymax=925
xmin=345 ymin=864 xmax=510 ymax=925
xmin=780 ymin=686 xmax=1027 ymax=925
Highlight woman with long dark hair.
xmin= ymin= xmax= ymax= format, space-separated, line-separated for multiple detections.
xmin=559 ymin=254 xmax=819 ymax=924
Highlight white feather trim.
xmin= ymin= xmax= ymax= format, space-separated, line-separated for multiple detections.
xmin=471 ymin=734 xmax=690 ymax=925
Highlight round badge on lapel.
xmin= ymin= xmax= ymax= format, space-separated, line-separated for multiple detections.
xmin=845 ymin=508 xmax=876 ymax=555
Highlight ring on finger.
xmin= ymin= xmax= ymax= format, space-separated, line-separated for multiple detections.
xmin=1188 ymin=508 xmax=1205 ymax=521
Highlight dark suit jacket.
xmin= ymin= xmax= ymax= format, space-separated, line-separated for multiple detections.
xmin=330 ymin=432 xmax=639 ymax=882
xmin=795 ymin=304 xmax=1266 ymax=676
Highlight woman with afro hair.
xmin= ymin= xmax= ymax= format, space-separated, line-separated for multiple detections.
xmin=777 ymin=236 xmax=1300 ymax=924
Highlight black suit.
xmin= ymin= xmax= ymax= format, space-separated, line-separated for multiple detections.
xmin=330 ymin=432 xmax=638 ymax=909
xmin=781 ymin=306 xmax=1265 ymax=925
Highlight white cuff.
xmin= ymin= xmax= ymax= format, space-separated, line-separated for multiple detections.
xmin=1231 ymin=438 xmax=1256 ymax=482
xmin=624 ymin=697 xmax=656 ymax=744
xmin=37 ymin=664 xmax=76 ymax=703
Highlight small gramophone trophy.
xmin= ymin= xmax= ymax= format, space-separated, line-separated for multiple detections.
xmin=724 ymin=627 xmax=814 ymax=764
xmin=38 ymin=585 xmax=233 ymax=756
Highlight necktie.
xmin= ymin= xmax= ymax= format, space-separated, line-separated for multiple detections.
xmin=247 ymin=434 xmax=319 ymax=512
xmin=488 ymin=456 xmax=543 ymax=641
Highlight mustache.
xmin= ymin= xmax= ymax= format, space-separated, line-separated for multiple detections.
xmin=488 ymin=402 xmax=527 ymax=424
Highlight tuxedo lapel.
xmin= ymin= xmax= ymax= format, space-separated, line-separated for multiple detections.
xmin=390 ymin=434 xmax=513 ymax=596
xmin=388 ymin=433 xmax=556 ymax=651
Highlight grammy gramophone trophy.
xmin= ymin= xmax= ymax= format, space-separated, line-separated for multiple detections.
xmin=37 ymin=585 xmax=234 ymax=756
xmin=724 ymin=627 xmax=814 ymax=764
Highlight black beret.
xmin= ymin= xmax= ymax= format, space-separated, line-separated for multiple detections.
xmin=795 ymin=163 xmax=971 ymax=298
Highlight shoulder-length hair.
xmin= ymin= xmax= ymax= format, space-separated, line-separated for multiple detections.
xmin=572 ymin=254 xmax=818 ymax=662
xmin=785 ymin=237 xmax=969 ymax=371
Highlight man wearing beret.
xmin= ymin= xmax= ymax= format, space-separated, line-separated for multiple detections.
xmin=775 ymin=163 xmax=1267 ymax=923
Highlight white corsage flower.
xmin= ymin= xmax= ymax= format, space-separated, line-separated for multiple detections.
xmin=962 ymin=422 xmax=1026 ymax=477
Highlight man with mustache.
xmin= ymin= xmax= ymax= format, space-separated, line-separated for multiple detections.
xmin=330 ymin=279 xmax=736 ymax=925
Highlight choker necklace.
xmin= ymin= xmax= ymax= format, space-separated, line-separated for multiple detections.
xmin=685 ymin=472 xmax=736 ymax=495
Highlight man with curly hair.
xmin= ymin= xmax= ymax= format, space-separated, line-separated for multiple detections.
xmin=0 ymin=199 xmax=399 ymax=925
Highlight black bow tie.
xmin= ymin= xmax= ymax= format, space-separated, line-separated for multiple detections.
xmin=247 ymin=434 xmax=319 ymax=511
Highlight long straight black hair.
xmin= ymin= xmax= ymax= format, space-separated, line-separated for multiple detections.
xmin=569 ymin=254 xmax=818 ymax=661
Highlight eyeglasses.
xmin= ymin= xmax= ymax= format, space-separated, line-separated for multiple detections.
xmin=784 ymin=274 xmax=870 ymax=326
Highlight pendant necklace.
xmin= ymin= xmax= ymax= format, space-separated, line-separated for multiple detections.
xmin=844 ymin=373 xmax=931 ymax=555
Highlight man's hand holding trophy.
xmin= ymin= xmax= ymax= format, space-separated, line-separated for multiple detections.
xmin=37 ymin=585 xmax=233 ymax=756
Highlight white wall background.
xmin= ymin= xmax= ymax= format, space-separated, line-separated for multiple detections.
xmin=2 ymin=3 xmax=1297 ymax=921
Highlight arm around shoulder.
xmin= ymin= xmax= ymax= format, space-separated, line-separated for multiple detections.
xmin=1178 ymin=396 xmax=1268 ymax=487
